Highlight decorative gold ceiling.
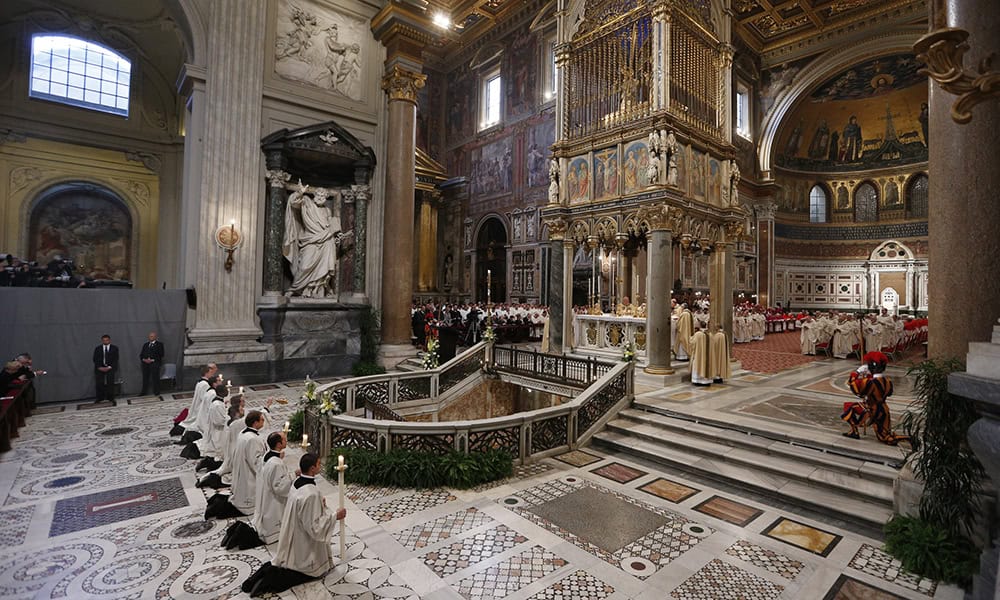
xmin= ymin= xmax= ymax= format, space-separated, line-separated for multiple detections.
xmin=423 ymin=0 xmax=522 ymax=39
xmin=734 ymin=0 xmax=919 ymax=50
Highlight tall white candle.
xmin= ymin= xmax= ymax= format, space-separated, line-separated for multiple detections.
xmin=301 ymin=434 xmax=308 ymax=447
xmin=337 ymin=455 xmax=347 ymax=559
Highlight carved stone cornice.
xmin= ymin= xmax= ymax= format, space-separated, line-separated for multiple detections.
xmin=125 ymin=150 xmax=162 ymax=174
xmin=637 ymin=204 xmax=681 ymax=233
xmin=382 ymin=65 xmax=427 ymax=104
xmin=915 ymin=27 xmax=1000 ymax=125
xmin=0 ymin=129 xmax=27 ymax=144
xmin=755 ymin=202 xmax=778 ymax=221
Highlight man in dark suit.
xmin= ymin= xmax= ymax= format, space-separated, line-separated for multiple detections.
xmin=139 ymin=331 xmax=165 ymax=396
xmin=92 ymin=334 xmax=119 ymax=405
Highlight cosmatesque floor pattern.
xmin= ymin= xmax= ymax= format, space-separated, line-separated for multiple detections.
xmin=0 ymin=380 xmax=963 ymax=599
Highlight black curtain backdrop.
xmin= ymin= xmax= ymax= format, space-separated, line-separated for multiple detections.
xmin=1 ymin=289 xmax=187 ymax=403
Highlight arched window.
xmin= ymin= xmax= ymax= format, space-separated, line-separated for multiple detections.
xmin=907 ymin=174 xmax=929 ymax=218
xmin=809 ymin=185 xmax=827 ymax=223
xmin=29 ymin=34 xmax=131 ymax=116
xmin=854 ymin=182 xmax=878 ymax=222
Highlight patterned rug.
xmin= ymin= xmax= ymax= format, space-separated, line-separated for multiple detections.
xmin=732 ymin=331 xmax=824 ymax=374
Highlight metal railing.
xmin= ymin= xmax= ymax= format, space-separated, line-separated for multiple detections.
xmin=492 ymin=346 xmax=613 ymax=387
xmin=318 ymin=356 xmax=634 ymax=464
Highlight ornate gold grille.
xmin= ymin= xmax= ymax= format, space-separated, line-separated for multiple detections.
xmin=565 ymin=9 xmax=653 ymax=140
xmin=668 ymin=12 xmax=721 ymax=138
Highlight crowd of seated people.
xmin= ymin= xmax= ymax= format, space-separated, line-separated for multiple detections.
xmin=0 ymin=353 xmax=44 ymax=452
xmin=0 ymin=253 xmax=132 ymax=288
xmin=412 ymin=301 xmax=548 ymax=347
xmin=799 ymin=309 xmax=927 ymax=359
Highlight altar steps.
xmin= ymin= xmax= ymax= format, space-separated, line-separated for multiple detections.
xmin=593 ymin=406 xmax=898 ymax=536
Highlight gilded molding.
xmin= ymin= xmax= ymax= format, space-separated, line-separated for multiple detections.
xmin=381 ymin=66 xmax=427 ymax=104
xmin=914 ymin=27 xmax=1000 ymax=125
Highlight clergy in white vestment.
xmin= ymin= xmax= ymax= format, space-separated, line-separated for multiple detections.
xmin=178 ymin=363 xmax=217 ymax=436
xmin=230 ymin=410 xmax=268 ymax=514
xmin=251 ymin=432 xmax=296 ymax=544
xmin=673 ymin=306 xmax=693 ymax=360
xmin=199 ymin=397 xmax=272 ymax=489
xmin=196 ymin=385 xmax=230 ymax=461
xmin=540 ymin=314 xmax=551 ymax=353
xmin=688 ymin=325 xmax=712 ymax=385
xmin=192 ymin=374 xmax=223 ymax=438
xmin=240 ymin=453 xmax=347 ymax=596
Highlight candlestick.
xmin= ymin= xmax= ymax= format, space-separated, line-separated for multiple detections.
xmin=301 ymin=434 xmax=309 ymax=448
xmin=283 ymin=421 xmax=290 ymax=433
xmin=239 ymin=386 xmax=244 ymax=395
xmin=336 ymin=455 xmax=347 ymax=560
xmin=227 ymin=379 xmax=232 ymax=387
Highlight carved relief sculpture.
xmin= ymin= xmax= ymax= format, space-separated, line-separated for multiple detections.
xmin=665 ymin=130 xmax=679 ymax=186
xmin=547 ymin=158 xmax=560 ymax=204
xmin=646 ymin=130 xmax=661 ymax=185
xmin=729 ymin=159 xmax=740 ymax=206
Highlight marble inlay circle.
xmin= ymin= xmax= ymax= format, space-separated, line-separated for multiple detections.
xmin=13 ymin=553 xmax=77 ymax=581
xmin=501 ymin=496 xmax=524 ymax=507
xmin=94 ymin=453 xmax=145 ymax=469
xmin=55 ymin=440 xmax=91 ymax=451
xmin=44 ymin=476 xmax=85 ymax=489
xmin=97 ymin=427 xmax=137 ymax=437
xmin=560 ymin=476 xmax=581 ymax=485
xmin=150 ymin=439 xmax=176 ymax=448
xmin=619 ymin=556 xmax=655 ymax=576
xmin=683 ymin=522 xmax=711 ymax=538
xmin=5 ymin=543 xmax=105 ymax=587
xmin=152 ymin=457 xmax=188 ymax=470
xmin=51 ymin=452 xmax=88 ymax=464
xmin=171 ymin=520 xmax=215 ymax=539
xmin=83 ymin=553 xmax=170 ymax=593
xmin=181 ymin=564 xmax=239 ymax=594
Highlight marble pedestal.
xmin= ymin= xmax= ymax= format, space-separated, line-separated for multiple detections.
xmin=209 ymin=297 xmax=369 ymax=385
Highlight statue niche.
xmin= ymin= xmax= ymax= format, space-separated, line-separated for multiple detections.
xmin=282 ymin=181 xmax=351 ymax=298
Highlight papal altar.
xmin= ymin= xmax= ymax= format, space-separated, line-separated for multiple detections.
xmin=574 ymin=313 xmax=653 ymax=360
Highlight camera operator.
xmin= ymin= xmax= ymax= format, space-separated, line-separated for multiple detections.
xmin=45 ymin=255 xmax=76 ymax=287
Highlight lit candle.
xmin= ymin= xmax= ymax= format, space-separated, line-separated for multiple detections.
xmin=230 ymin=220 xmax=236 ymax=243
xmin=227 ymin=379 xmax=232 ymax=387
xmin=336 ymin=454 xmax=347 ymax=559
xmin=338 ymin=454 xmax=344 ymax=469
xmin=283 ymin=421 xmax=290 ymax=433
xmin=301 ymin=434 xmax=309 ymax=447
xmin=239 ymin=386 xmax=244 ymax=395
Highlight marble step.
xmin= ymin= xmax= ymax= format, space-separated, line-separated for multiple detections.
xmin=603 ymin=418 xmax=894 ymax=506
xmin=616 ymin=408 xmax=899 ymax=485
xmin=631 ymin=398 xmax=904 ymax=466
xmin=593 ymin=430 xmax=895 ymax=532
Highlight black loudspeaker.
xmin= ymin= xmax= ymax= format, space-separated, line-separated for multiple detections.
xmin=186 ymin=287 xmax=197 ymax=309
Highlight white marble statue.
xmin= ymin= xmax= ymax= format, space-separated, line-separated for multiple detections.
xmin=282 ymin=180 xmax=341 ymax=298
xmin=275 ymin=5 xmax=319 ymax=63
xmin=548 ymin=158 xmax=560 ymax=204
xmin=665 ymin=131 xmax=679 ymax=186
xmin=729 ymin=159 xmax=741 ymax=206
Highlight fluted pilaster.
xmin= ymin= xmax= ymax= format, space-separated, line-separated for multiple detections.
xmin=186 ymin=0 xmax=268 ymax=360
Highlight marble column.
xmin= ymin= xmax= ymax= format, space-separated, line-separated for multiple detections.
xmin=918 ymin=0 xmax=1000 ymax=359
xmin=643 ymin=206 xmax=675 ymax=374
xmin=185 ymin=0 xmax=268 ymax=362
xmin=543 ymin=218 xmax=568 ymax=352
xmin=380 ymin=66 xmax=426 ymax=355
xmin=351 ymin=184 xmax=369 ymax=299
xmin=755 ymin=202 xmax=776 ymax=307
xmin=262 ymin=154 xmax=290 ymax=296
xmin=710 ymin=240 xmax=735 ymax=356
xmin=562 ymin=238 xmax=575 ymax=350
xmin=417 ymin=192 xmax=439 ymax=292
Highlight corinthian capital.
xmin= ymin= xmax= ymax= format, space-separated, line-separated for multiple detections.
xmin=382 ymin=65 xmax=427 ymax=104
xmin=544 ymin=217 xmax=569 ymax=240
xmin=265 ymin=169 xmax=292 ymax=189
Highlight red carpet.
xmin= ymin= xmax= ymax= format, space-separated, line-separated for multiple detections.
xmin=732 ymin=330 xmax=823 ymax=374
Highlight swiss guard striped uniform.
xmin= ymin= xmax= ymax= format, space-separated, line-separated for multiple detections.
xmin=842 ymin=372 xmax=908 ymax=445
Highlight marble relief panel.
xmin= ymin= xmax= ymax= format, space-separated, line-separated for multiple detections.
xmin=273 ymin=0 xmax=368 ymax=101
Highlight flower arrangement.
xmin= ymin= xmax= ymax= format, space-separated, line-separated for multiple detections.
xmin=482 ymin=324 xmax=496 ymax=343
xmin=318 ymin=390 xmax=341 ymax=416
xmin=622 ymin=342 xmax=636 ymax=363
xmin=301 ymin=376 xmax=318 ymax=405
xmin=422 ymin=337 xmax=440 ymax=370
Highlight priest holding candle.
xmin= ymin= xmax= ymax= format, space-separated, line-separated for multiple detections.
xmin=241 ymin=452 xmax=347 ymax=596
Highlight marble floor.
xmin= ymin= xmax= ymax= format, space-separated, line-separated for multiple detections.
xmin=0 ymin=365 xmax=962 ymax=600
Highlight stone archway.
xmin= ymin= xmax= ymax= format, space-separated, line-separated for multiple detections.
xmin=476 ymin=217 xmax=508 ymax=303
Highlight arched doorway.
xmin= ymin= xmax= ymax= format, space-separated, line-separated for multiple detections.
xmin=28 ymin=183 xmax=134 ymax=281
xmin=476 ymin=217 xmax=507 ymax=303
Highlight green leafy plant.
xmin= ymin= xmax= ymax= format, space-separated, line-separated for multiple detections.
xmin=884 ymin=515 xmax=979 ymax=585
xmin=286 ymin=409 xmax=304 ymax=442
xmin=351 ymin=361 xmax=386 ymax=377
xmin=900 ymin=358 xmax=984 ymax=537
xmin=326 ymin=447 xmax=513 ymax=489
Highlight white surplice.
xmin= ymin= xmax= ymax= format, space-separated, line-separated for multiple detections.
xmin=273 ymin=477 xmax=336 ymax=578
xmin=251 ymin=452 xmax=294 ymax=544
xmin=180 ymin=377 xmax=210 ymax=431
xmin=230 ymin=427 xmax=265 ymax=513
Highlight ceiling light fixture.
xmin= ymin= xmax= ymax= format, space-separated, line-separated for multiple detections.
xmin=432 ymin=12 xmax=452 ymax=29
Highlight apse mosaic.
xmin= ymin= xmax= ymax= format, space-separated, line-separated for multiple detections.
xmin=776 ymin=54 xmax=928 ymax=172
